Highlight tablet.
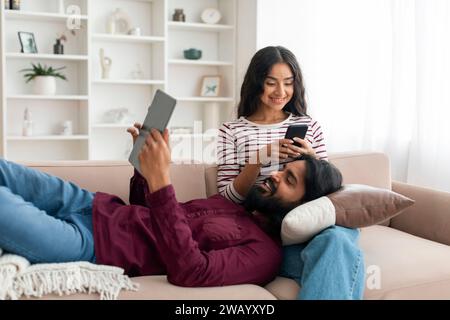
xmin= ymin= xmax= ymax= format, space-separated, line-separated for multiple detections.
xmin=128 ymin=89 xmax=177 ymax=174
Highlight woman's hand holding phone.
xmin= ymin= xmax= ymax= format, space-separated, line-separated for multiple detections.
xmin=290 ymin=137 xmax=317 ymax=158
xmin=284 ymin=124 xmax=317 ymax=159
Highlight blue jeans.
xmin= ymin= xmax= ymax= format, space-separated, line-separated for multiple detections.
xmin=280 ymin=225 xmax=365 ymax=300
xmin=0 ymin=159 xmax=95 ymax=263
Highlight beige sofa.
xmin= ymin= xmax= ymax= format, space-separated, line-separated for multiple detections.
xmin=18 ymin=152 xmax=450 ymax=299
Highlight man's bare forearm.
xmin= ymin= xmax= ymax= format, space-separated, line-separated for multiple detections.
xmin=232 ymin=163 xmax=261 ymax=197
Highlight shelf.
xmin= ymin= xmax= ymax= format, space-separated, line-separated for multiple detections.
xmin=168 ymin=21 xmax=234 ymax=32
xmin=176 ymin=97 xmax=235 ymax=102
xmin=92 ymin=79 xmax=165 ymax=86
xmin=4 ymin=10 xmax=88 ymax=22
xmin=7 ymin=135 xmax=89 ymax=141
xmin=92 ymin=123 xmax=133 ymax=129
xmin=169 ymin=59 xmax=233 ymax=67
xmin=6 ymin=95 xmax=89 ymax=101
xmin=170 ymin=133 xmax=217 ymax=139
xmin=1 ymin=0 xmax=237 ymax=162
xmin=5 ymin=53 xmax=88 ymax=61
xmin=92 ymin=33 xmax=164 ymax=44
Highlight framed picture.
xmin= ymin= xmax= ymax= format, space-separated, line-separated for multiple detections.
xmin=18 ymin=32 xmax=38 ymax=54
xmin=200 ymin=76 xmax=221 ymax=97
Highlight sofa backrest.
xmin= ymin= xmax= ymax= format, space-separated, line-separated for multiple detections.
xmin=18 ymin=161 xmax=208 ymax=203
xmin=19 ymin=151 xmax=390 ymax=204
xmin=204 ymin=151 xmax=391 ymax=196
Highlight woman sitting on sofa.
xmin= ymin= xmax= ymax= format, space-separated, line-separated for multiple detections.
xmin=216 ymin=46 xmax=365 ymax=299
xmin=0 ymin=128 xmax=342 ymax=288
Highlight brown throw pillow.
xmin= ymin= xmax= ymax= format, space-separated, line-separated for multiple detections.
xmin=329 ymin=184 xmax=415 ymax=228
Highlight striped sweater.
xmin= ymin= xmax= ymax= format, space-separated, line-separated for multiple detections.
xmin=217 ymin=113 xmax=328 ymax=204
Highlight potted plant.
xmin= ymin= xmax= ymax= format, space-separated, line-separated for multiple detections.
xmin=20 ymin=63 xmax=67 ymax=95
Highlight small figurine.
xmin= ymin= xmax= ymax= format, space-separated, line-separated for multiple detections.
xmin=130 ymin=63 xmax=144 ymax=79
xmin=99 ymin=48 xmax=112 ymax=79
xmin=23 ymin=108 xmax=33 ymax=136
xmin=61 ymin=120 xmax=73 ymax=135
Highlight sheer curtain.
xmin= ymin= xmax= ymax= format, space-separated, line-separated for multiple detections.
xmin=256 ymin=0 xmax=450 ymax=191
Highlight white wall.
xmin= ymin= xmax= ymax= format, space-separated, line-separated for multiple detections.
xmin=254 ymin=0 xmax=403 ymax=154
xmin=237 ymin=0 xmax=339 ymax=128
xmin=235 ymin=0 xmax=257 ymax=117
xmin=255 ymin=0 xmax=358 ymax=149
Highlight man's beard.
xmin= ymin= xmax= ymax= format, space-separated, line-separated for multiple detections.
xmin=243 ymin=179 xmax=298 ymax=235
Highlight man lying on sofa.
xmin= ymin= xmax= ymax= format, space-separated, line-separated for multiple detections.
xmin=0 ymin=128 xmax=362 ymax=298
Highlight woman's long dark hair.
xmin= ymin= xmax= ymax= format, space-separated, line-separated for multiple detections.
xmin=237 ymin=46 xmax=308 ymax=118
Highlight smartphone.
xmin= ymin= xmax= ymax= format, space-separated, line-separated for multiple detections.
xmin=284 ymin=124 xmax=308 ymax=148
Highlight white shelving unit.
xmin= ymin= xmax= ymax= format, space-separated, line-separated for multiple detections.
xmin=92 ymin=33 xmax=165 ymax=44
xmin=4 ymin=10 xmax=88 ymax=22
xmin=6 ymin=94 xmax=89 ymax=100
xmin=1 ymin=0 xmax=89 ymax=161
xmin=88 ymin=0 xmax=166 ymax=160
xmin=167 ymin=0 xmax=236 ymax=157
xmin=7 ymin=135 xmax=89 ymax=141
xmin=5 ymin=53 xmax=88 ymax=61
xmin=168 ymin=59 xmax=233 ymax=66
xmin=92 ymin=79 xmax=165 ymax=85
xmin=0 ymin=0 xmax=237 ymax=161
xmin=168 ymin=21 xmax=234 ymax=31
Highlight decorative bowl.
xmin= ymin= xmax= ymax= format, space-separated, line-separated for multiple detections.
xmin=183 ymin=48 xmax=202 ymax=60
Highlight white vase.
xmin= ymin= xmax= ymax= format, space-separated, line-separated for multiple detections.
xmin=203 ymin=102 xmax=221 ymax=131
xmin=33 ymin=76 xmax=56 ymax=95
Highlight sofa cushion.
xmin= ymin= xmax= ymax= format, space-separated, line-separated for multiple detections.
xmin=265 ymin=225 xmax=450 ymax=300
xmin=361 ymin=225 xmax=450 ymax=299
xmin=264 ymin=276 xmax=300 ymax=300
xmin=24 ymin=275 xmax=276 ymax=300
xmin=330 ymin=184 xmax=414 ymax=227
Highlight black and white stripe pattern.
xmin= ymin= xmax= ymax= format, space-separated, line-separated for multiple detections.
xmin=217 ymin=114 xmax=328 ymax=203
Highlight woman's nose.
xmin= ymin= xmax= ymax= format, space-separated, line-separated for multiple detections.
xmin=274 ymin=84 xmax=284 ymax=95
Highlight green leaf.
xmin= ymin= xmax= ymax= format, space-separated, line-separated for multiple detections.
xmin=19 ymin=62 xmax=68 ymax=81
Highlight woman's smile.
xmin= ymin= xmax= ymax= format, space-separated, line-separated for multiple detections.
xmin=269 ymin=97 xmax=287 ymax=104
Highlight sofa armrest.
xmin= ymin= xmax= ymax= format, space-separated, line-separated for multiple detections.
xmin=390 ymin=181 xmax=450 ymax=246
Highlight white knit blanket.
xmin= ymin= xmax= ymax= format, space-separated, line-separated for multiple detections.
xmin=0 ymin=248 xmax=139 ymax=300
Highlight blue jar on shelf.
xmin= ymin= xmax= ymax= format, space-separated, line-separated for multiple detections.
xmin=183 ymin=48 xmax=202 ymax=60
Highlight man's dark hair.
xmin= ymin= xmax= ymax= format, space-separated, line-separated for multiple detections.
xmin=301 ymin=155 xmax=343 ymax=203
xmin=243 ymin=155 xmax=343 ymax=236
xmin=237 ymin=46 xmax=308 ymax=118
